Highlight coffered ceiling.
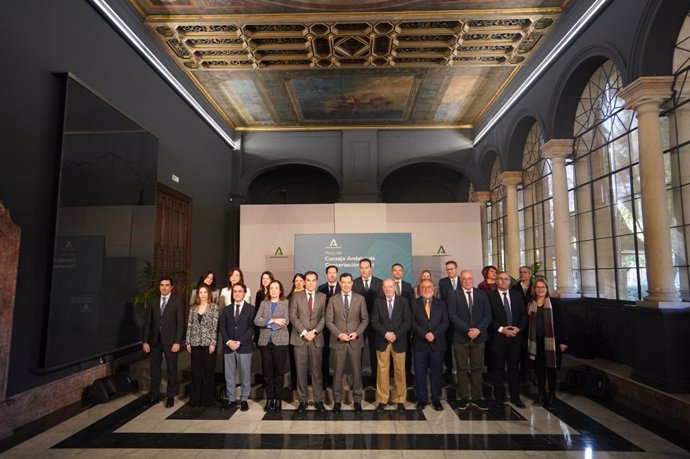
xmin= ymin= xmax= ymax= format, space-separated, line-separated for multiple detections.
xmin=129 ymin=0 xmax=567 ymax=131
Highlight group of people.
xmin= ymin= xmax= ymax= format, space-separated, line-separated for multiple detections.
xmin=141 ymin=259 xmax=567 ymax=413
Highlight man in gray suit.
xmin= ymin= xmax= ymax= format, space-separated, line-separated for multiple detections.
xmin=326 ymin=272 xmax=369 ymax=413
xmin=142 ymin=276 xmax=184 ymax=408
xmin=290 ymin=270 xmax=327 ymax=412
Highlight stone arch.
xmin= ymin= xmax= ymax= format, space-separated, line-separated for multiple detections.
xmin=240 ymin=159 xmax=342 ymax=198
xmin=244 ymin=162 xmax=341 ymax=204
xmin=379 ymin=161 xmax=465 ymax=203
xmin=505 ymin=112 xmax=543 ymax=171
xmin=475 ymin=147 xmax=499 ymax=192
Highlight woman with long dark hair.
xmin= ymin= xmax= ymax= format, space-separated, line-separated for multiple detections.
xmin=189 ymin=270 xmax=220 ymax=305
xmin=254 ymin=271 xmax=274 ymax=306
xmin=220 ymin=267 xmax=251 ymax=307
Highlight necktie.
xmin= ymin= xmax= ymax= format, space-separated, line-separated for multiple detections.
xmin=452 ymin=278 xmax=457 ymax=290
xmin=329 ymin=285 xmax=334 ymax=296
xmin=364 ymin=279 xmax=369 ymax=290
xmin=160 ymin=296 xmax=167 ymax=314
xmin=425 ymin=299 xmax=431 ymax=320
xmin=396 ymin=282 xmax=401 ymax=296
xmin=308 ymin=292 xmax=313 ymax=315
xmin=344 ymin=294 xmax=350 ymax=317
xmin=465 ymin=290 xmax=473 ymax=324
xmin=387 ymin=299 xmax=393 ymax=319
xmin=502 ymin=292 xmax=512 ymax=326
xmin=235 ymin=304 xmax=240 ymax=320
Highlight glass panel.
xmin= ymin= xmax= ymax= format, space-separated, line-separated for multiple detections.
xmin=579 ymin=240 xmax=596 ymax=269
xmin=578 ymin=211 xmax=594 ymax=240
xmin=594 ymin=207 xmax=613 ymax=238
xmin=592 ymin=177 xmax=611 ymax=209
xmin=597 ymin=268 xmax=616 ymax=299
xmin=596 ymin=237 xmax=615 ymax=269
xmin=590 ymin=146 xmax=609 ymax=179
xmin=575 ymin=184 xmax=592 ymax=213
xmin=612 ymin=168 xmax=632 ymax=202
xmin=580 ymin=269 xmax=597 ymax=296
xmin=614 ymin=199 xmax=635 ymax=236
xmin=617 ymin=268 xmax=640 ymax=301
xmin=610 ymin=134 xmax=631 ymax=170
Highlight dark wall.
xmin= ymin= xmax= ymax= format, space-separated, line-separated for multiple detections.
xmin=0 ymin=0 xmax=234 ymax=395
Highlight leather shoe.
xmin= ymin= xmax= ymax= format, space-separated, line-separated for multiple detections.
xmin=297 ymin=402 xmax=307 ymax=413
xmin=274 ymin=399 xmax=282 ymax=411
xmin=221 ymin=401 xmax=237 ymax=411
xmin=332 ymin=402 xmax=341 ymax=413
xmin=457 ymin=399 xmax=470 ymax=411
xmin=511 ymin=399 xmax=526 ymax=409
xmin=376 ymin=403 xmax=386 ymax=412
xmin=432 ymin=401 xmax=443 ymax=411
xmin=165 ymin=397 xmax=174 ymax=408
xmin=534 ymin=392 xmax=545 ymax=406
xmin=397 ymin=403 xmax=406 ymax=412
xmin=240 ymin=401 xmax=249 ymax=411
xmin=416 ymin=401 xmax=427 ymax=410
xmin=316 ymin=402 xmax=326 ymax=413
xmin=354 ymin=402 xmax=362 ymax=413
xmin=265 ymin=399 xmax=274 ymax=411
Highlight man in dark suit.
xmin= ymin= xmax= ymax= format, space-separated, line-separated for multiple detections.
xmin=352 ymin=258 xmax=382 ymax=382
xmin=448 ymin=269 xmax=492 ymax=411
xmin=371 ymin=278 xmax=411 ymax=412
xmin=317 ymin=265 xmax=340 ymax=388
xmin=510 ymin=265 xmax=533 ymax=304
xmin=326 ymin=272 xmax=369 ymax=413
xmin=290 ymin=270 xmax=327 ymax=412
xmin=438 ymin=260 xmax=460 ymax=376
xmin=142 ymin=276 xmax=184 ymax=407
xmin=411 ymin=278 xmax=449 ymax=411
xmin=219 ymin=283 xmax=255 ymax=412
xmin=488 ymin=271 xmax=527 ymax=408
xmin=391 ymin=263 xmax=415 ymax=383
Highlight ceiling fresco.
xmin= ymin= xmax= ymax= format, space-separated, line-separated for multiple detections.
xmin=129 ymin=0 xmax=567 ymax=130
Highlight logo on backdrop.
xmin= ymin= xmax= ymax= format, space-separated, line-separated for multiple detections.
xmin=274 ymin=247 xmax=284 ymax=256
xmin=433 ymin=244 xmax=450 ymax=257
xmin=328 ymin=239 xmax=340 ymax=248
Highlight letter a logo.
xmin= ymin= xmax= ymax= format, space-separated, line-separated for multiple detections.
xmin=329 ymin=239 xmax=338 ymax=247
xmin=65 ymin=241 xmax=73 ymax=250
xmin=274 ymin=247 xmax=283 ymax=256
xmin=437 ymin=245 xmax=446 ymax=255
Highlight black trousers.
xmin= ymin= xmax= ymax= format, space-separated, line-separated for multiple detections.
xmin=190 ymin=345 xmax=216 ymax=406
xmin=260 ymin=343 xmax=288 ymax=399
xmin=534 ymin=339 xmax=557 ymax=394
xmin=149 ymin=343 xmax=178 ymax=398
xmin=490 ymin=336 xmax=522 ymax=401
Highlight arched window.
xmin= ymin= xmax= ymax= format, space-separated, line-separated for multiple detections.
xmin=571 ymin=60 xmax=642 ymax=300
xmin=486 ymin=158 xmax=505 ymax=269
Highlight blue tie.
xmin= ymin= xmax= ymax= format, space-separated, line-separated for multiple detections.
xmin=502 ymin=292 xmax=512 ymax=326
xmin=388 ymin=299 xmax=393 ymax=319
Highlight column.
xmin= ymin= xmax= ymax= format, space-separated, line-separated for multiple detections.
xmin=499 ymin=171 xmax=522 ymax=276
xmin=619 ymin=76 xmax=682 ymax=305
xmin=542 ymin=139 xmax=578 ymax=297
xmin=473 ymin=191 xmax=491 ymax=266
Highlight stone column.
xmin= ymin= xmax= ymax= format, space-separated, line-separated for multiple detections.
xmin=499 ymin=171 xmax=522 ymax=276
xmin=473 ymin=191 xmax=491 ymax=266
xmin=619 ymin=76 xmax=682 ymax=305
xmin=542 ymin=139 xmax=578 ymax=297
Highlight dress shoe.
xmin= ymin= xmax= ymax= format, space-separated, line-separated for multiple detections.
xmin=534 ymin=392 xmax=545 ymax=406
xmin=416 ymin=401 xmax=427 ymax=410
xmin=397 ymin=403 xmax=406 ymax=412
xmin=511 ymin=399 xmax=526 ymax=409
xmin=297 ymin=402 xmax=307 ymax=413
xmin=165 ymin=397 xmax=174 ymax=408
xmin=274 ymin=399 xmax=282 ymax=411
xmin=432 ymin=401 xmax=443 ymax=411
xmin=354 ymin=402 xmax=362 ymax=413
xmin=544 ymin=392 xmax=556 ymax=409
xmin=492 ymin=400 xmax=505 ymax=409
xmin=240 ymin=401 xmax=249 ymax=411
xmin=221 ymin=401 xmax=238 ymax=411
xmin=376 ymin=403 xmax=387 ymax=412
xmin=472 ymin=399 xmax=490 ymax=411
xmin=332 ymin=402 xmax=342 ymax=413
xmin=265 ymin=398 xmax=274 ymax=411
xmin=147 ymin=394 xmax=159 ymax=404
xmin=316 ymin=402 xmax=326 ymax=413
xmin=457 ymin=398 xmax=470 ymax=411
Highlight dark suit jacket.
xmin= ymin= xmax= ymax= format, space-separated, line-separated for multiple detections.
xmin=318 ymin=282 xmax=341 ymax=297
xmin=325 ymin=291 xmax=368 ymax=349
xmin=371 ymin=296 xmax=411 ymax=353
xmin=448 ymin=288 xmax=492 ymax=344
xmin=511 ymin=281 xmax=533 ymax=304
xmin=410 ymin=297 xmax=449 ymax=352
xmin=394 ymin=280 xmax=415 ymax=304
xmin=219 ymin=301 xmax=255 ymax=354
xmin=143 ymin=294 xmax=184 ymax=346
xmin=488 ymin=289 xmax=527 ymax=338
xmin=438 ymin=276 xmax=459 ymax=301
xmin=352 ymin=276 xmax=383 ymax=313
xmin=289 ymin=290 xmax=327 ymax=348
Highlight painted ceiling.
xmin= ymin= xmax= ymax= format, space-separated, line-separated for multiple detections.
xmin=129 ymin=0 xmax=567 ymax=130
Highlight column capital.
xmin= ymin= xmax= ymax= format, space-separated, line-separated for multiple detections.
xmin=618 ymin=76 xmax=674 ymax=111
xmin=473 ymin=191 xmax=490 ymax=203
xmin=499 ymin=171 xmax=522 ymax=187
xmin=541 ymin=138 xmax=573 ymax=160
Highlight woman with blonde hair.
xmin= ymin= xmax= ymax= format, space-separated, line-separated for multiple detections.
xmin=185 ymin=284 xmax=220 ymax=407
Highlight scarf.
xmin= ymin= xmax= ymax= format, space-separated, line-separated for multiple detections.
xmin=528 ymin=297 xmax=557 ymax=368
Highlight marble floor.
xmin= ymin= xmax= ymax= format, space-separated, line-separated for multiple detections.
xmin=1 ymin=386 xmax=688 ymax=458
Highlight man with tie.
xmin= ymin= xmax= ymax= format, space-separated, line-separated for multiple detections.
xmin=290 ymin=271 xmax=327 ymax=412
xmin=438 ymin=260 xmax=460 ymax=376
xmin=448 ymin=269 xmax=492 ymax=411
xmin=371 ymin=278 xmax=411 ymax=412
xmin=317 ymin=265 xmax=340 ymax=387
xmin=326 ymin=272 xmax=369 ymax=413
xmin=219 ymin=283 xmax=255 ymax=412
xmin=410 ymin=279 xmax=449 ymax=411
xmin=352 ymin=258 xmax=382 ymax=382
xmin=142 ymin=276 xmax=184 ymax=407
xmin=391 ymin=263 xmax=415 ymax=384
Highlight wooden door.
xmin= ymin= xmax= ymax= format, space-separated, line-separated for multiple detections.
xmin=154 ymin=184 xmax=192 ymax=296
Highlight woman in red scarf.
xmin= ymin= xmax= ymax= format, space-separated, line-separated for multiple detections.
xmin=527 ymin=279 xmax=568 ymax=409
